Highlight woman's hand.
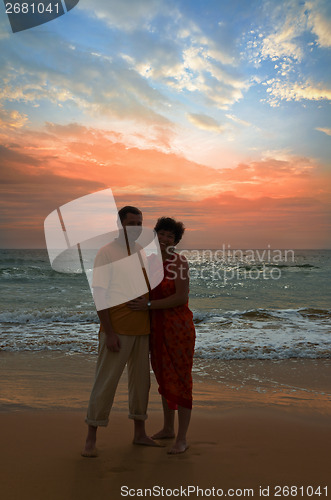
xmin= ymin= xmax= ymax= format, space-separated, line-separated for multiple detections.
xmin=128 ymin=296 xmax=149 ymax=311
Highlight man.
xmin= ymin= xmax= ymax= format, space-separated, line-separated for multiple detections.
xmin=82 ymin=206 xmax=157 ymax=457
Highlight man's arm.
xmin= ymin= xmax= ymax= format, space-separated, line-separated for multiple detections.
xmin=93 ymin=287 xmax=121 ymax=352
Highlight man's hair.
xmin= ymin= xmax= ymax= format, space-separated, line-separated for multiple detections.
xmin=154 ymin=217 xmax=185 ymax=245
xmin=118 ymin=206 xmax=142 ymax=223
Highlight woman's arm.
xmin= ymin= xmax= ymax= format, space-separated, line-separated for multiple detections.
xmin=128 ymin=255 xmax=190 ymax=311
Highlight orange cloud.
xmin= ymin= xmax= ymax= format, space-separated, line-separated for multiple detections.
xmin=0 ymin=123 xmax=330 ymax=248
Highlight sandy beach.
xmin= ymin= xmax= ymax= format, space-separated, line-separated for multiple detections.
xmin=1 ymin=352 xmax=330 ymax=500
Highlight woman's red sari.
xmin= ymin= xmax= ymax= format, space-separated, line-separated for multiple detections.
xmin=150 ymin=254 xmax=195 ymax=410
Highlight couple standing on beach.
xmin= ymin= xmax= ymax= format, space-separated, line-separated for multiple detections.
xmin=82 ymin=206 xmax=196 ymax=457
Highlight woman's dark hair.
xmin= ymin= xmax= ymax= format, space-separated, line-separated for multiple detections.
xmin=154 ymin=217 xmax=185 ymax=245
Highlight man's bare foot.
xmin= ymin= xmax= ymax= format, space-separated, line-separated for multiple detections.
xmin=133 ymin=435 xmax=162 ymax=447
xmin=82 ymin=425 xmax=98 ymax=457
xmin=167 ymin=440 xmax=189 ymax=455
xmin=152 ymin=429 xmax=175 ymax=440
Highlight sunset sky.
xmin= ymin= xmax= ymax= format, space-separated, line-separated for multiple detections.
xmin=0 ymin=0 xmax=330 ymax=249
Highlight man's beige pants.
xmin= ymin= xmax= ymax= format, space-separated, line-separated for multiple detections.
xmin=85 ymin=332 xmax=150 ymax=427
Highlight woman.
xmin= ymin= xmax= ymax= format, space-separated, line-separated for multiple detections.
xmin=129 ymin=217 xmax=195 ymax=454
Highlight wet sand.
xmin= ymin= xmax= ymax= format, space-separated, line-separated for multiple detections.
xmin=0 ymin=352 xmax=330 ymax=499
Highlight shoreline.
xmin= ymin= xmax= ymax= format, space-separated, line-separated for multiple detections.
xmin=0 ymin=351 xmax=330 ymax=414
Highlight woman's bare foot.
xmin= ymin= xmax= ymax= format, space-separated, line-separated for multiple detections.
xmin=167 ymin=440 xmax=189 ymax=455
xmin=81 ymin=446 xmax=98 ymax=458
xmin=152 ymin=429 xmax=175 ymax=439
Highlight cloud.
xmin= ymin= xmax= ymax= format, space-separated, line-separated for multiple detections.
xmin=261 ymin=26 xmax=304 ymax=63
xmin=0 ymin=122 xmax=219 ymax=196
xmin=316 ymin=127 xmax=331 ymax=136
xmin=0 ymin=0 xmax=250 ymax=164
xmin=250 ymin=0 xmax=331 ymax=64
xmin=0 ymin=139 xmax=105 ymax=247
xmin=306 ymin=0 xmax=331 ymax=48
xmin=191 ymin=191 xmax=330 ymax=248
xmin=225 ymin=114 xmax=251 ymax=127
xmin=79 ymin=1 xmax=247 ymax=111
xmin=244 ymin=0 xmax=331 ymax=107
xmin=265 ymin=80 xmax=331 ymax=105
xmin=170 ymin=44 xmax=246 ymax=108
xmin=0 ymin=107 xmax=28 ymax=129
xmin=213 ymin=156 xmax=329 ymax=203
xmin=187 ymin=113 xmax=224 ymax=132
xmin=126 ymin=21 xmax=246 ymax=110
xmin=6 ymin=122 xmax=322 ymax=208
xmin=78 ymin=0 xmax=163 ymax=32
xmin=246 ymin=1 xmax=307 ymax=66
xmin=0 ymin=27 xmax=175 ymax=131
xmin=1 ymin=122 xmax=330 ymax=247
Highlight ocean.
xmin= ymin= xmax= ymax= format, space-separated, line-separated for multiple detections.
xmin=0 ymin=248 xmax=330 ymax=360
